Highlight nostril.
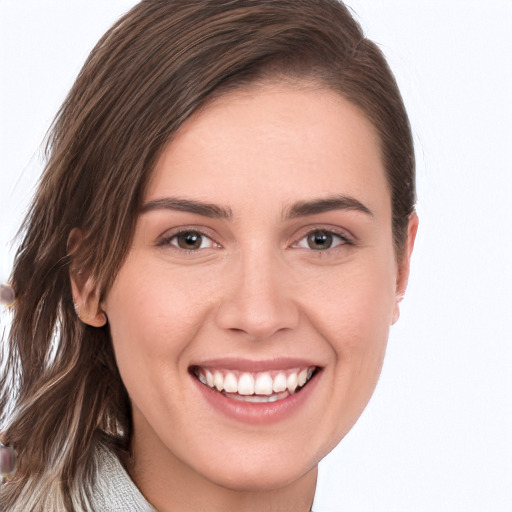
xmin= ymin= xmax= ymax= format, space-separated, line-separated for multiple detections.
xmin=215 ymin=295 xmax=300 ymax=341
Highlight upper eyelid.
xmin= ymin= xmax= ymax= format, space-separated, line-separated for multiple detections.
xmin=155 ymin=224 xmax=355 ymax=248
xmin=157 ymin=227 xmax=220 ymax=247
xmin=291 ymin=225 xmax=355 ymax=244
xmin=302 ymin=227 xmax=351 ymax=239
xmin=292 ymin=232 xmax=351 ymax=251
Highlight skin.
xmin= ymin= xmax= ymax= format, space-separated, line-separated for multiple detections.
xmin=75 ymin=83 xmax=417 ymax=512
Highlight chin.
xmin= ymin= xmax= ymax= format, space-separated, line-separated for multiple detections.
xmin=182 ymin=436 xmax=322 ymax=493
xmin=204 ymin=459 xmax=317 ymax=493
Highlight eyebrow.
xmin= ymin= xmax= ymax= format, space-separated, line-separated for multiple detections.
xmin=284 ymin=195 xmax=373 ymax=219
xmin=141 ymin=197 xmax=232 ymax=219
xmin=140 ymin=194 xmax=372 ymax=221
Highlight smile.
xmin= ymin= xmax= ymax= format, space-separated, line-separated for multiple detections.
xmin=192 ymin=366 xmax=317 ymax=403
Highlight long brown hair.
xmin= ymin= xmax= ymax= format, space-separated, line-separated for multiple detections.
xmin=0 ymin=1 xmax=415 ymax=509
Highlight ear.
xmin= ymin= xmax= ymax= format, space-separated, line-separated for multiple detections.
xmin=68 ymin=228 xmax=107 ymax=328
xmin=392 ymin=212 xmax=419 ymax=324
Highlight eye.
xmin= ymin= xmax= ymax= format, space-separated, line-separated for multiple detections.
xmin=161 ymin=230 xmax=218 ymax=251
xmin=295 ymin=229 xmax=350 ymax=250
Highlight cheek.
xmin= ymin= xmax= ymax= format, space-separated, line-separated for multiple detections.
xmin=302 ymin=255 xmax=397 ymax=354
xmin=298 ymin=254 xmax=396 ymax=440
xmin=103 ymin=261 xmax=220 ymax=431
xmin=104 ymin=259 xmax=218 ymax=391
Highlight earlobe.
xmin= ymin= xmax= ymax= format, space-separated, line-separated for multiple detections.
xmin=392 ymin=213 xmax=419 ymax=324
xmin=68 ymin=228 xmax=108 ymax=328
xmin=70 ymin=276 xmax=108 ymax=327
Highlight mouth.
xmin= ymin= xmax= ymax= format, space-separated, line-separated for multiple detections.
xmin=190 ymin=365 xmax=319 ymax=403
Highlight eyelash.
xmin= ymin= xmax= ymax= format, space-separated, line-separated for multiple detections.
xmin=293 ymin=228 xmax=354 ymax=252
xmin=157 ymin=228 xmax=219 ymax=253
xmin=157 ymin=227 xmax=354 ymax=254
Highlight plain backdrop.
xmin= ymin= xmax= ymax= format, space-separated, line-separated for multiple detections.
xmin=1 ymin=1 xmax=511 ymax=511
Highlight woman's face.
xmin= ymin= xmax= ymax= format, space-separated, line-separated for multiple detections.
xmin=101 ymin=83 xmax=413 ymax=491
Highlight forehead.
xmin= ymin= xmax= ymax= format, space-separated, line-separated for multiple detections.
xmin=146 ymin=83 xmax=390 ymax=218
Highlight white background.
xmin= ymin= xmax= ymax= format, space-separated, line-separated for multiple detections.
xmin=1 ymin=1 xmax=511 ymax=511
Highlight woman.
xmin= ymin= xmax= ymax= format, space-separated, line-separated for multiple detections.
xmin=0 ymin=0 xmax=417 ymax=510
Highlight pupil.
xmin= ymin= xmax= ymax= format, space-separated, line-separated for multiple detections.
xmin=308 ymin=231 xmax=332 ymax=250
xmin=178 ymin=232 xmax=201 ymax=250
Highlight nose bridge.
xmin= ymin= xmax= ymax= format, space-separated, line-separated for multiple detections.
xmin=215 ymin=241 xmax=299 ymax=339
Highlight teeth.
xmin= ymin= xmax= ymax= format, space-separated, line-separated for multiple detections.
xmin=195 ymin=366 xmax=316 ymax=399
xmin=298 ymin=368 xmax=308 ymax=387
xmin=272 ymin=372 xmax=287 ymax=393
xmin=254 ymin=373 xmax=273 ymax=395
xmin=238 ymin=373 xmax=255 ymax=395
xmin=286 ymin=372 xmax=298 ymax=393
xmin=223 ymin=372 xmax=238 ymax=393
xmin=228 ymin=393 xmax=284 ymax=403
xmin=213 ymin=371 xmax=224 ymax=391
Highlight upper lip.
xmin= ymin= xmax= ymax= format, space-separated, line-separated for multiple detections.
xmin=189 ymin=357 xmax=323 ymax=372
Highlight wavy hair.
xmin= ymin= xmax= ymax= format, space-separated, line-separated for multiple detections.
xmin=0 ymin=0 xmax=415 ymax=509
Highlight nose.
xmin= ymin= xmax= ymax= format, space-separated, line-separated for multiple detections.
xmin=215 ymin=246 xmax=300 ymax=341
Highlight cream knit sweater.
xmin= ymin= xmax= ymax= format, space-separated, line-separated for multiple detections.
xmin=91 ymin=448 xmax=156 ymax=512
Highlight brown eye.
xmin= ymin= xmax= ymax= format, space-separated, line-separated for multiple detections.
xmin=158 ymin=229 xmax=219 ymax=252
xmin=294 ymin=229 xmax=350 ymax=251
xmin=173 ymin=231 xmax=207 ymax=250
xmin=307 ymin=231 xmax=334 ymax=250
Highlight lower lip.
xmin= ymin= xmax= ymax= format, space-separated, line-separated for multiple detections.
xmin=191 ymin=370 xmax=321 ymax=425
